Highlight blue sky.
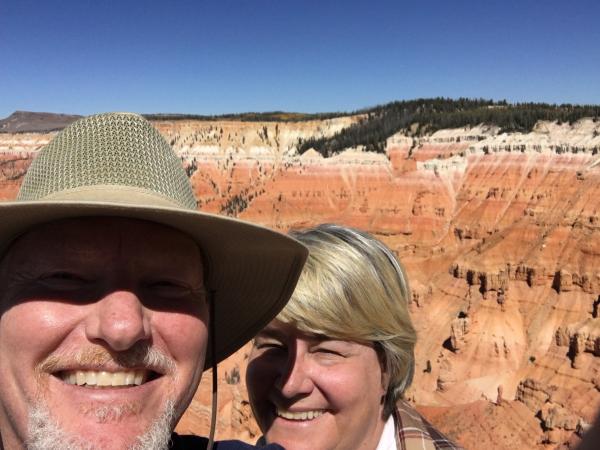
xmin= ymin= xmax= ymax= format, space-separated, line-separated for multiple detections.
xmin=1 ymin=0 xmax=599 ymax=117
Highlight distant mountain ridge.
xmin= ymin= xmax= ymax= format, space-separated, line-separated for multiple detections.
xmin=0 ymin=111 xmax=82 ymax=133
xmin=4 ymin=98 xmax=600 ymax=141
xmin=0 ymin=110 xmax=342 ymax=133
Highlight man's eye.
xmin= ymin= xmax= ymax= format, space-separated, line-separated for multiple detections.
xmin=43 ymin=272 xmax=81 ymax=279
xmin=149 ymin=281 xmax=184 ymax=292
xmin=39 ymin=272 xmax=87 ymax=288
xmin=146 ymin=280 xmax=198 ymax=299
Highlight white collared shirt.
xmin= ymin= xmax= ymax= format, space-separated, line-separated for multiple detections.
xmin=375 ymin=414 xmax=397 ymax=450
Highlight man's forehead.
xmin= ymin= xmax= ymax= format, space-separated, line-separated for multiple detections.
xmin=1 ymin=217 xmax=204 ymax=267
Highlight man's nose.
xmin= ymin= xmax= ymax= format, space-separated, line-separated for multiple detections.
xmin=85 ymin=290 xmax=151 ymax=351
xmin=276 ymin=353 xmax=315 ymax=398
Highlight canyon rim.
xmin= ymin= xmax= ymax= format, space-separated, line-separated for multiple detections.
xmin=1 ymin=109 xmax=599 ymax=450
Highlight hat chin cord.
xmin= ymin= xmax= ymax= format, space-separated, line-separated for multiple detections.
xmin=206 ymin=289 xmax=218 ymax=450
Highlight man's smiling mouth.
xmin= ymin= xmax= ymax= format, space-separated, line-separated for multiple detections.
xmin=56 ymin=370 xmax=159 ymax=387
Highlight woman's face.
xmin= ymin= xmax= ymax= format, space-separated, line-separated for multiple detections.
xmin=246 ymin=320 xmax=388 ymax=450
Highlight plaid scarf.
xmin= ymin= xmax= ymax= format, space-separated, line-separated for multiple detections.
xmin=394 ymin=400 xmax=464 ymax=450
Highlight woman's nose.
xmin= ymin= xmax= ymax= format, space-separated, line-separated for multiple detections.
xmin=85 ymin=290 xmax=151 ymax=351
xmin=276 ymin=353 xmax=315 ymax=398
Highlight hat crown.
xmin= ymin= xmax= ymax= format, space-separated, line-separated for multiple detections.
xmin=17 ymin=113 xmax=197 ymax=209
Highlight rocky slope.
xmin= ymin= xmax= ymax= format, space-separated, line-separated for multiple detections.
xmin=1 ymin=116 xmax=599 ymax=449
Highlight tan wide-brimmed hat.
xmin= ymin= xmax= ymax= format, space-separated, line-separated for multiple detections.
xmin=0 ymin=112 xmax=307 ymax=368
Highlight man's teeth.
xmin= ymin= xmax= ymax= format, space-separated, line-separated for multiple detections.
xmin=61 ymin=370 xmax=147 ymax=387
xmin=277 ymin=409 xmax=324 ymax=420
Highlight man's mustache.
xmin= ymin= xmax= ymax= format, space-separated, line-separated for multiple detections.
xmin=37 ymin=342 xmax=176 ymax=375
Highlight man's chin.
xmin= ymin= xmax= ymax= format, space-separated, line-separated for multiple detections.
xmin=27 ymin=399 xmax=176 ymax=450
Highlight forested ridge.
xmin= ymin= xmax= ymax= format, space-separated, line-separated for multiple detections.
xmin=144 ymin=111 xmax=343 ymax=122
xmin=296 ymin=98 xmax=600 ymax=157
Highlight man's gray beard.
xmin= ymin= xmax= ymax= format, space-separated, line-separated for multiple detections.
xmin=26 ymin=399 xmax=176 ymax=450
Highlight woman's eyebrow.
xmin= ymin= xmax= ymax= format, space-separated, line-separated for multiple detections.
xmin=255 ymin=328 xmax=287 ymax=340
xmin=311 ymin=336 xmax=349 ymax=345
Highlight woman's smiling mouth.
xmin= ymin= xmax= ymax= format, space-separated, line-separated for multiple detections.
xmin=276 ymin=408 xmax=325 ymax=421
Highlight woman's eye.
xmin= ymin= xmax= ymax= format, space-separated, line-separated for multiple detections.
xmin=312 ymin=342 xmax=349 ymax=358
xmin=254 ymin=340 xmax=286 ymax=351
xmin=315 ymin=347 xmax=343 ymax=356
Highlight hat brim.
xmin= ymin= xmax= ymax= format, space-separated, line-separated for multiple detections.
xmin=0 ymin=200 xmax=307 ymax=369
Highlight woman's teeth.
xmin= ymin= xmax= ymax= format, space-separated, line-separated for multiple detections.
xmin=60 ymin=370 xmax=147 ymax=387
xmin=277 ymin=409 xmax=324 ymax=420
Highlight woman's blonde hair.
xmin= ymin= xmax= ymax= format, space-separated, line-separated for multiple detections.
xmin=279 ymin=224 xmax=417 ymax=417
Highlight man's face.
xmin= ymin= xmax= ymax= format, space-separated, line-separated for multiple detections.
xmin=0 ymin=217 xmax=208 ymax=449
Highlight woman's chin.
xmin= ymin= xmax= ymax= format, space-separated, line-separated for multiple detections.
xmin=266 ymin=414 xmax=337 ymax=450
xmin=267 ymin=436 xmax=328 ymax=450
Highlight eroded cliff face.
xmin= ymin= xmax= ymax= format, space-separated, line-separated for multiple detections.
xmin=1 ymin=117 xmax=599 ymax=450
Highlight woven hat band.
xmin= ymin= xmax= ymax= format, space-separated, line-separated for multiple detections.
xmin=38 ymin=185 xmax=186 ymax=209
xmin=17 ymin=113 xmax=197 ymax=210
